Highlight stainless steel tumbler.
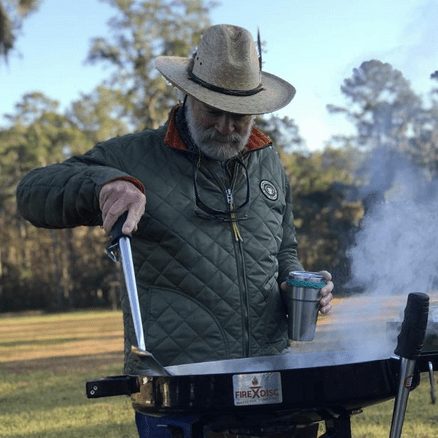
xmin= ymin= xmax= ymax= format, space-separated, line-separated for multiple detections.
xmin=285 ymin=271 xmax=325 ymax=341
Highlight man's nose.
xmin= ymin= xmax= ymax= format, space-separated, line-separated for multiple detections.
xmin=215 ymin=114 xmax=235 ymax=135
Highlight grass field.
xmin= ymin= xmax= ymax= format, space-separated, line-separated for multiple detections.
xmin=0 ymin=311 xmax=138 ymax=438
xmin=1 ymin=306 xmax=438 ymax=438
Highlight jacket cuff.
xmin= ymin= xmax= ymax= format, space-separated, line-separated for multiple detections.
xmin=103 ymin=176 xmax=145 ymax=194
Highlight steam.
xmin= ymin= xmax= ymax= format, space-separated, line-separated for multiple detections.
xmin=301 ymin=148 xmax=438 ymax=364
xmin=348 ymin=150 xmax=438 ymax=297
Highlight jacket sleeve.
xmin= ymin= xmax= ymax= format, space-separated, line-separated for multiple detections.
xmin=16 ymin=137 xmax=144 ymax=229
xmin=277 ymin=171 xmax=304 ymax=283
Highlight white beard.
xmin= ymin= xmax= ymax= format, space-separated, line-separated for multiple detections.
xmin=185 ymin=101 xmax=254 ymax=161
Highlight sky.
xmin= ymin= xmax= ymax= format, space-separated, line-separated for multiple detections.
xmin=1 ymin=0 xmax=437 ymax=151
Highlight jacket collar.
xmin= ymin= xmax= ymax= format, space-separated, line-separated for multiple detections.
xmin=164 ymin=105 xmax=272 ymax=153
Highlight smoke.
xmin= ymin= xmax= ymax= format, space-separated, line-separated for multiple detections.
xmin=347 ymin=150 xmax=438 ymax=297
xmin=306 ymin=148 xmax=438 ymax=364
xmin=282 ymin=147 xmax=438 ymax=366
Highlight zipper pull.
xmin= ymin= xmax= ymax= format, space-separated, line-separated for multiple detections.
xmin=226 ymin=188 xmax=233 ymax=205
xmin=226 ymin=188 xmax=243 ymax=242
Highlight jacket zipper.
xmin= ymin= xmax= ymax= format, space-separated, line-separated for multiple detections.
xmin=235 ymin=237 xmax=250 ymax=357
xmin=205 ymin=160 xmax=251 ymax=357
xmin=223 ymin=163 xmax=250 ymax=357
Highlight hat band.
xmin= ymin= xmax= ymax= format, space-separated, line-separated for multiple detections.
xmin=188 ymin=70 xmax=264 ymax=97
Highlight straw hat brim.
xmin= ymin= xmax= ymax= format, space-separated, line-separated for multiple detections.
xmin=155 ymin=56 xmax=296 ymax=115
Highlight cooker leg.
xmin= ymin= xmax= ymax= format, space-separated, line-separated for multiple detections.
xmin=389 ymin=293 xmax=429 ymax=438
xmin=320 ymin=416 xmax=351 ymax=438
xmin=428 ymin=361 xmax=436 ymax=404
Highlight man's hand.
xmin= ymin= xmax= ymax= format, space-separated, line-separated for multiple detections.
xmin=99 ymin=180 xmax=146 ymax=235
xmin=317 ymin=270 xmax=333 ymax=314
xmin=280 ymin=270 xmax=334 ymax=315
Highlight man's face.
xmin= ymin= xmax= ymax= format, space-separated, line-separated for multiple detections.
xmin=185 ymin=96 xmax=255 ymax=161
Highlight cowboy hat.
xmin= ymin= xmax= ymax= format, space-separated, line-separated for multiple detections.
xmin=155 ymin=24 xmax=296 ymax=115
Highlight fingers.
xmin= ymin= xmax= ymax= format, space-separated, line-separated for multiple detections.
xmin=99 ymin=180 xmax=146 ymax=234
xmin=319 ymin=290 xmax=333 ymax=314
xmin=318 ymin=270 xmax=334 ymax=314
xmin=319 ymin=270 xmax=332 ymax=282
xmin=122 ymin=209 xmax=142 ymax=235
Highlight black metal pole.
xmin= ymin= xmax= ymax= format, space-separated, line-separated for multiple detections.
xmin=389 ymin=292 xmax=429 ymax=438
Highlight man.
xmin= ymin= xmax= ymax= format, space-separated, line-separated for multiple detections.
xmin=17 ymin=25 xmax=333 ymax=438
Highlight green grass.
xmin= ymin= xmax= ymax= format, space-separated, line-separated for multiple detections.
xmin=350 ymin=378 xmax=438 ymax=438
xmin=0 ymin=310 xmax=118 ymax=325
xmin=0 ymin=366 xmax=138 ymax=438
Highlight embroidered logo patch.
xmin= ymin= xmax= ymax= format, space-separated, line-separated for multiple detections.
xmin=260 ymin=180 xmax=278 ymax=201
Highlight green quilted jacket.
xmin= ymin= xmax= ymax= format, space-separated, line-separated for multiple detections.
xmin=17 ymin=106 xmax=303 ymax=373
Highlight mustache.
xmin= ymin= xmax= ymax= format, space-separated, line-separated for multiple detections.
xmin=198 ymin=129 xmax=242 ymax=145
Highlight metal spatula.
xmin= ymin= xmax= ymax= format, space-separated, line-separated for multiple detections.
xmin=106 ymin=213 xmax=170 ymax=376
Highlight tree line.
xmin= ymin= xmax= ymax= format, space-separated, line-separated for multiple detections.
xmin=1 ymin=0 xmax=437 ymax=312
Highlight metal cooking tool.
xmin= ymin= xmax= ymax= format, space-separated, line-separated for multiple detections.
xmin=106 ymin=213 xmax=170 ymax=376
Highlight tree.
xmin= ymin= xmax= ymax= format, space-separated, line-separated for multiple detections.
xmin=327 ymin=60 xmax=422 ymax=151
xmin=328 ymin=60 xmax=438 ymax=180
xmin=67 ymin=85 xmax=131 ymax=144
xmin=326 ymin=60 xmax=438 ymax=201
xmin=0 ymin=92 xmax=116 ymax=312
xmin=0 ymin=92 xmax=91 ymax=206
xmin=0 ymin=0 xmax=40 ymax=65
xmin=404 ymin=74 xmax=438 ymax=178
xmin=85 ymin=0 xmax=217 ymax=131
xmin=256 ymin=114 xmax=305 ymax=155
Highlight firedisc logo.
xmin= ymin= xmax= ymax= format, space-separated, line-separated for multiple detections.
xmin=233 ymin=372 xmax=282 ymax=406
